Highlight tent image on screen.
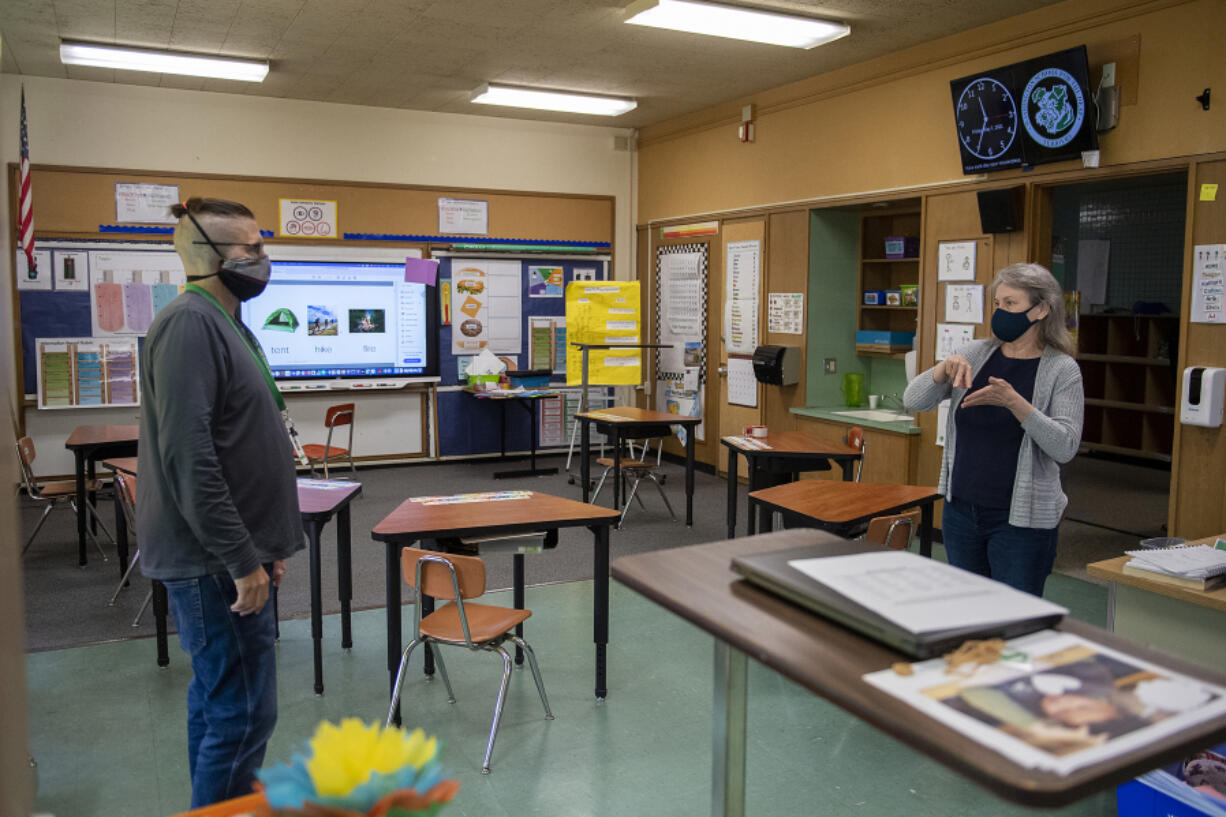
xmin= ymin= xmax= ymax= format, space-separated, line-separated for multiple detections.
xmin=263 ymin=308 xmax=300 ymax=332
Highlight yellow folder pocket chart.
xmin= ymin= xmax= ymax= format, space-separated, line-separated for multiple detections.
xmin=565 ymin=281 xmax=642 ymax=386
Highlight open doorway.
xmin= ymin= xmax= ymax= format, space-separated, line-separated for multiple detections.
xmin=1043 ymin=171 xmax=1187 ymax=578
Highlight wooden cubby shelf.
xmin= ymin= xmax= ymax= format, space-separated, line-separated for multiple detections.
xmin=857 ymin=203 xmax=920 ymax=357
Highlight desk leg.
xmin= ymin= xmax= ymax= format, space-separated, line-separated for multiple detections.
xmin=591 ymin=523 xmax=610 ymax=700
xmin=386 ymin=541 xmax=405 ymax=725
xmin=86 ymin=456 xmax=98 ymax=538
xmin=612 ymin=429 xmax=622 ymax=513
xmin=337 ymin=505 xmax=353 ymax=650
xmin=581 ymin=421 xmax=591 ymax=502
xmin=919 ymin=502 xmax=934 ymax=558
xmin=513 ymin=553 xmax=525 ymax=666
xmin=711 ymin=641 xmax=747 ymax=817
xmin=306 ymin=519 xmax=325 ymax=695
xmin=725 ymin=447 xmax=737 ymax=540
xmin=685 ymin=425 xmax=695 ymax=526
xmin=499 ymin=400 xmax=507 ymax=460
xmin=113 ymin=488 xmax=129 ymax=582
xmin=1106 ymin=583 xmax=1116 ymax=632
xmin=839 ymin=458 xmax=856 ymax=482
xmin=75 ymin=450 xmax=87 ymax=566
xmin=153 ymin=580 xmax=170 ymax=667
xmin=746 ymin=461 xmax=759 ymax=536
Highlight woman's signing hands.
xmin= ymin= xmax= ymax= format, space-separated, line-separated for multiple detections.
xmin=962 ymin=376 xmax=1020 ymax=410
xmin=938 ymin=353 xmax=974 ymax=389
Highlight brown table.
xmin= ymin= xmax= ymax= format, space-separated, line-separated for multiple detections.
xmin=576 ymin=406 xmax=701 ymax=525
xmin=720 ymin=431 xmax=862 ymax=540
xmin=371 ymin=490 xmax=620 ymax=723
xmin=104 ymin=457 xmax=364 ymax=692
xmin=611 ymin=530 xmax=1226 ymax=815
xmin=464 ymin=388 xmax=561 ymax=478
xmin=749 ymin=479 xmax=942 ymax=556
xmin=1089 ymin=534 xmax=1226 ymax=674
xmin=65 ymin=424 xmax=139 ymax=566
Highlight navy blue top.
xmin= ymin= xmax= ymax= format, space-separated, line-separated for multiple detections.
xmin=951 ymin=348 xmax=1041 ymax=509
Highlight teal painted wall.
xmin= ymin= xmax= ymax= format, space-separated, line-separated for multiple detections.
xmin=807 ymin=210 xmax=861 ymax=406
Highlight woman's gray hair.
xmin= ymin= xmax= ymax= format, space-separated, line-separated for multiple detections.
xmin=990 ymin=262 xmax=1076 ymax=356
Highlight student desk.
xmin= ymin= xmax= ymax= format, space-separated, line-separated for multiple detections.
xmin=576 ymin=406 xmax=701 ymax=525
xmin=112 ymin=455 xmax=363 ymax=691
xmin=611 ymin=529 xmax=1226 ymax=817
xmin=465 ymin=388 xmax=560 ymax=478
xmin=749 ymin=479 xmax=942 ymax=556
xmin=1088 ymin=534 xmax=1226 ymax=675
xmin=371 ymin=490 xmax=620 ymax=724
xmin=720 ymin=432 xmax=862 ymax=540
xmin=65 ymin=424 xmax=139 ymax=566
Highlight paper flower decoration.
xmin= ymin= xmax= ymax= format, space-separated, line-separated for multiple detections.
xmin=257 ymin=719 xmax=459 ymax=816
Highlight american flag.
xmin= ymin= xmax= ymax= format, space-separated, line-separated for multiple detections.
xmin=18 ymin=86 xmax=35 ymax=273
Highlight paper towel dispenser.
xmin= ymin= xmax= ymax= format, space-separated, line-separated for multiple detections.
xmin=1181 ymin=366 xmax=1226 ymax=427
xmin=752 ymin=345 xmax=800 ymax=386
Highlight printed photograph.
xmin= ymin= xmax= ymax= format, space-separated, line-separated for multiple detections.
xmin=307 ymin=305 xmax=338 ymax=336
xmin=348 ymin=309 xmax=385 ymax=333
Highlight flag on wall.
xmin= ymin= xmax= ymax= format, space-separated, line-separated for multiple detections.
xmin=18 ymin=86 xmax=36 ymax=273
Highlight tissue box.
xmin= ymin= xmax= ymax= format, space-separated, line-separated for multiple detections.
xmin=900 ymin=284 xmax=919 ymax=306
xmin=885 ymin=236 xmax=920 ymax=259
xmin=863 ymin=290 xmax=886 ymax=305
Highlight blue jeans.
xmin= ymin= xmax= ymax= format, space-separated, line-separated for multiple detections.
xmin=164 ymin=570 xmax=277 ymax=809
xmin=940 ymin=498 xmax=1059 ymax=597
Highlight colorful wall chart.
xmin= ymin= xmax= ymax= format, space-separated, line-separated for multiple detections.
xmin=35 ymin=337 xmax=140 ymax=409
xmin=565 ymin=281 xmax=642 ymax=385
xmin=90 ymin=250 xmax=186 ymax=336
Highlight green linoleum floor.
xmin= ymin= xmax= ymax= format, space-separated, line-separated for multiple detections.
xmin=27 ymin=574 xmax=1116 ymax=817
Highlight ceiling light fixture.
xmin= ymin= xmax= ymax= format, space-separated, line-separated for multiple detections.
xmin=59 ymin=41 xmax=269 ymax=82
xmin=624 ymin=0 xmax=849 ymax=49
xmin=471 ymin=83 xmax=637 ymax=116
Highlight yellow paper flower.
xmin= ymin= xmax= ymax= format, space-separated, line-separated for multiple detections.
xmin=306 ymin=718 xmax=438 ymax=797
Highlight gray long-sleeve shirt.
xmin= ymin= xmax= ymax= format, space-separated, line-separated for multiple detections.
xmin=136 ymin=290 xmax=303 ymax=581
xmin=903 ymin=339 xmax=1084 ymax=529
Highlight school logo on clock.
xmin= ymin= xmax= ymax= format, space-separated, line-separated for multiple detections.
xmin=1022 ymin=67 xmax=1085 ymax=149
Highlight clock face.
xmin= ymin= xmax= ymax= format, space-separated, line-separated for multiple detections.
xmin=956 ymin=77 xmax=1019 ymax=161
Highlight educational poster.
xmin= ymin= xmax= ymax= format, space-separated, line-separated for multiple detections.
xmin=528 ymin=265 xmax=564 ymax=297
xmin=438 ymin=198 xmax=488 ymax=235
xmin=724 ymin=240 xmax=760 ymax=355
xmin=937 ymin=240 xmax=977 ymax=281
xmin=52 ymin=250 xmax=89 ymax=291
xmin=768 ymin=292 xmax=804 ymax=334
xmin=15 ymin=249 xmax=53 ymax=290
xmin=114 ymin=182 xmax=179 ymax=224
xmin=1191 ymin=244 xmax=1226 ymax=323
xmin=89 ymin=250 xmax=186 ymax=336
xmin=565 ymin=281 xmax=641 ymax=385
xmin=936 ymin=323 xmax=975 ymax=361
xmin=655 ymin=243 xmax=708 ymax=390
xmin=530 ymin=316 xmax=567 ymax=372
xmin=659 ymin=385 xmax=704 ymax=444
xmin=944 ymin=283 xmax=984 ymax=324
xmin=278 ymin=199 xmax=337 ymax=238
xmin=450 ymin=260 xmax=521 ymax=354
xmin=35 ymin=337 xmax=139 ymax=409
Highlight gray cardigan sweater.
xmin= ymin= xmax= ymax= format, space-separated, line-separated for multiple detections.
xmin=903 ymin=339 xmax=1084 ymax=529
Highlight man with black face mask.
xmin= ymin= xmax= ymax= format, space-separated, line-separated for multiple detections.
xmin=136 ymin=197 xmax=302 ymax=808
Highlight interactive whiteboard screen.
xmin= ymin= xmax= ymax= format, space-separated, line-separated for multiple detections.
xmin=241 ymin=259 xmax=438 ymax=380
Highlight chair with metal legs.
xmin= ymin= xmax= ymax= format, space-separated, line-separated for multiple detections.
xmin=106 ymin=472 xmax=153 ymax=626
xmin=301 ymin=403 xmax=356 ymax=478
xmin=590 ymin=437 xmax=675 ymax=528
xmin=16 ymin=436 xmax=113 ymax=561
xmin=386 ymin=547 xmax=553 ymax=774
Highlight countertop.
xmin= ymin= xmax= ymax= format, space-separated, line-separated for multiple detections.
xmin=790 ymin=405 xmax=921 ymax=434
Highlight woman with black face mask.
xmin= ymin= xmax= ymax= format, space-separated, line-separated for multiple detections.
xmin=904 ymin=262 xmax=1084 ymax=596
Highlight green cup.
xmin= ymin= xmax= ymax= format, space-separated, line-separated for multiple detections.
xmin=841 ymin=373 xmax=864 ymax=407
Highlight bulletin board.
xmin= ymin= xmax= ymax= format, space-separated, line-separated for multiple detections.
xmin=9 ymin=164 xmax=614 ymax=451
xmin=432 ymin=254 xmax=610 ymax=458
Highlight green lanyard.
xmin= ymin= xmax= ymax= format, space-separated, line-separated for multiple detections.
xmin=185 ymin=283 xmax=286 ymax=412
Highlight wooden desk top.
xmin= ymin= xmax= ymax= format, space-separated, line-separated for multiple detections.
xmin=297 ymin=479 xmax=363 ymax=517
xmin=576 ymin=405 xmax=700 ymax=425
xmin=101 ymin=457 xmax=138 ymax=475
xmin=65 ymin=424 xmax=140 ymax=448
xmin=1088 ymin=554 xmax=1226 ymax=614
xmin=721 ymin=431 xmax=861 ymax=458
xmin=611 ymin=530 xmax=1226 ymax=806
xmin=372 ymin=490 xmax=619 ymax=542
xmin=749 ymin=480 xmax=941 ymax=525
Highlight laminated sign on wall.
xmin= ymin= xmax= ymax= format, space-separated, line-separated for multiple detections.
xmin=451 ymin=260 xmax=522 ymax=355
xmin=655 ymin=243 xmax=708 ymax=388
